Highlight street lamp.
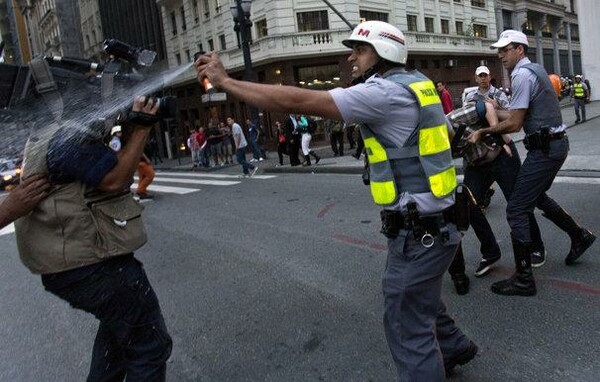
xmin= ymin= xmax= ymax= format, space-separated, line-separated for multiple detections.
xmin=230 ymin=0 xmax=260 ymax=128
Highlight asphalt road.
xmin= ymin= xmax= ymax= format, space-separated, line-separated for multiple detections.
xmin=0 ymin=170 xmax=599 ymax=381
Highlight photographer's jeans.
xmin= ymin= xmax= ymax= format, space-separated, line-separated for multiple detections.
xmin=43 ymin=255 xmax=172 ymax=382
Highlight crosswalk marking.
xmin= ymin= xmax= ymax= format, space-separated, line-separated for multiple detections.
xmin=131 ymin=183 xmax=198 ymax=194
xmin=156 ymin=171 xmax=276 ymax=180
xmin=0 ymin=223 xmax=14 ymax=236
xmin=136 ymin=176 xmax=241 ymax=186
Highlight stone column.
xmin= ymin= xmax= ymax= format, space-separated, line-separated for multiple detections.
xmin=565 ymin=22 xmax=575 ymax=75
xmin=533 ymin=13 xmax=546 ymax=67
xmin=550 ymin=17 xmax=563 ymax=75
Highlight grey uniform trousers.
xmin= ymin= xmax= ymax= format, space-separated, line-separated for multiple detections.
xmin=383 ymin=222 xmax=471 ymax=381
xmin=507 ymin=137 xmax=569 ymax=242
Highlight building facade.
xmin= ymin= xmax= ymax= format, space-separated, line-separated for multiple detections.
xmin=158 ymin=0 xmax=504 ymax=142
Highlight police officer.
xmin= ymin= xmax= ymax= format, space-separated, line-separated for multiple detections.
xmin=446 ymin=99 xmax=546 ymax=296
xmin=572 ymin=74 xmax=589 ymax=123
xmin=470 ymin=30 xmax=596 ymax=296
xmin=196 ymin=20 xmax=477 ymax=380
xmin=464 ymin=65 xmax=510 ymax=109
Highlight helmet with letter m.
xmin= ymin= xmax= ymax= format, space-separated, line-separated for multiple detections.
xmin=342 ymin=21 xmax=408 ymax=65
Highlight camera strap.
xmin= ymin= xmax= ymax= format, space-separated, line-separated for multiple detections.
xmin=29 ymin=58 xmax=63 ymax=123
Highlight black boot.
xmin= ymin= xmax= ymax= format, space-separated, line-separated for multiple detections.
xmin=309 ymin=150 xmax=320 ymax=164
xmin=302 ymin=155 xmax=311 ymax=166
xmin=451 ymin=274 xmax=470 ymax=295
xmin=543 ymin=208 xmax=597 ymax=265
xmin=491 ymin=238 xmax=536 ymax=296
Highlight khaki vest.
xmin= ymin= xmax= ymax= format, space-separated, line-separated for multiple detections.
xmin=15 ymin=124 xmax=147 ymax=274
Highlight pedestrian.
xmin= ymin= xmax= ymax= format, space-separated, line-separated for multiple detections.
xmin=196 ymin=127 xmax=209 ymax=167
xmin=0 ymin=174 xmax=50 ymax=230
xmin=275 ymin=120 xmax=288 ymax=166
xmin=246 ymin=118 xmax=264 ymax=162
xmin=446 ymin=99 xmax=546 ymax=295
xmin=147 ymin=136 xmax=163 ymax=164
xmin=470 ymin=30 xmax=596 ymax=296
xmin=346 ymin=121 xmax=356 ymax=149
xmin=196 ymin=20 xmax=477 ymax=380
xmin=14 ymin=95 xmax=172 ymax=380
xmin=227 ymin=116 xmax=258 ymax=177
xmin=464 ymin=65 xmax=510 ymax=109
xmin=136 ymin=153 xmax=155 ymax=200
xmin=325 ymin=118 xmax=344 ymax=156
xmin=283 ymin=114 xmax=302 ymax=166
xmin=572 ymin=74 xmax=589 ymax=123
xmin=220 ymin=121 xmax=234 ymax=164
xmin=436 ymin=80 xmax=454 ymax=113
xmin=297 ymin=114 xmax=320 ymax=166
xmin=187 ymin=128 xmax=201 ymax=167
xmin=206 ymin=121 xmax=225 ymax=166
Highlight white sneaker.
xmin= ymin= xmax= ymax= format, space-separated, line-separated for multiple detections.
xmin=259 ymin=157 xmax=264 ymax=161
xmin=249 ymin=158 xmax=257 ymax=163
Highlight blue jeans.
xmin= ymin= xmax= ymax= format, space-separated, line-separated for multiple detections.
xmin=462 ymin=141 xmax=543 ymax=257
xmin=43 ymin=255 xmax=172 ymax=382
xmin=249 ymin=138 xmax=262 ymax=160
xmin=507 ymin=137 xmax=569 ymax=242
xmin=236 ymin=147 xmax=255 ymax=174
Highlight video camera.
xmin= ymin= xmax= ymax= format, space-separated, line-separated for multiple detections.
xmin=0 ymin=39 xmax=176 ymax=123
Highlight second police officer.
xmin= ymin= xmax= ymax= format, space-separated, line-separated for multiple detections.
xmin=470 ymin=30 xmax=596 ymax=296
xmin=197 ymin=20 xmax=477 ymax=381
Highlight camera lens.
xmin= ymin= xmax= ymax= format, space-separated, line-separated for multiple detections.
xmin=157 ymin=96 xmax=177 ymax=119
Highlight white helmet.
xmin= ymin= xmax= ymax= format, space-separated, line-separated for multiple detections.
xmin=342 ymin=21 xmax=408 ymax=65
xmin=110 ymin=125 xmax=122 ymax=135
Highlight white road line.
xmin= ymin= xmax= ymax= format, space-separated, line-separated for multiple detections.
xmin=137 ymin=177 xmax=241 ymax=186
xmin=0 ymin=223 xmax=15 ymax=236
xmin=131 ymin=183 xmax=198 ymax=194
xmin=155 ymin=171 xmax=276 ymax=180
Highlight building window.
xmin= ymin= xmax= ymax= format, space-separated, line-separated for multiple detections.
xmin=473 ymin=24 xmax=487 ymax=38
xmin=192 ymin=0 xmax=199 ymax=23
xmin=425 ymin=17 xmax=434 ymax=33
xmin=208 ymin=39 xmax=214 ymax=50
xmin=202 ymin=0 xmax=210 ymax=18
xmin=359 ymin=10 xmax=388 ymax=22
xmin=297 ymin=10 xmax=329 ymax=32
xmin=502 ymin=10 xmax=513 ymax=31
xmin=215 ymin=0 xmax=222 ymax=13
xmin=256 ymin=19 xmax=268 ymax=38
xmin=456 ymin=21 xmax=464 ymax=35
xmin=171 ymin=11 xmax=177 ymax=35
xmin=185 ymin=49 xmax=191 ymax=62
xmin=180 ymin=6 xmax=187 ymax=31
xmin=197 ymin=43 xmax=204 ymax=53
xmin=471 ymin=0 xmax=485 ymax=7
xmin=407 ymin=15 xmax=417 ymax=32
xmin=441 ymin=19 xmax=449 ymax=34
xmin=175 ymin=53 xmax=181 ymax=65
xmin=219 ymin=34 xmax=226 ymax=50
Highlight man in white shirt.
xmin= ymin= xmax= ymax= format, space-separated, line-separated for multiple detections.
xmin=227 ymin=116 xmax=258 ymax=177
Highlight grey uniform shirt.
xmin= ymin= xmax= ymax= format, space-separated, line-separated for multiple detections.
xmin=329 ymin=68 xmax=454 ymax=214
xmin=465 ymin=85 xmax=509 ymax=109
xmin=509 ymin=57 xmax=566 ymax=133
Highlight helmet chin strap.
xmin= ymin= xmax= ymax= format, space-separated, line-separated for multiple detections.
xmin=351 ymin=59 xmax=384 ymax=85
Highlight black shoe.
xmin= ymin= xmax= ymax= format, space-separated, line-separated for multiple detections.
xmin=565 ymin=229 xmax=596 ymax=265
xmin=445 ymin=341 xmax=478 ymax=376
xmin=136 ymin=192 xmax=154 ymax=200
xmin=315 ymin=156 xmax=320 ymax=164
xmin=474 ymin=255 xmax=501 ymax=277
xmin=451 ymin=274 xmax=470 ymax=295
xmin=531 ymin=249 xmax=546 ymax=268
xmin=352 ymin=153 xmax=361 ymax=160
xmin=575 ymin=119 xmax=581 ymax=124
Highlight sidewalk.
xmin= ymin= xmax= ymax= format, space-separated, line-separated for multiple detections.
xmin=154 ymin=100 xmax=600 ymax=175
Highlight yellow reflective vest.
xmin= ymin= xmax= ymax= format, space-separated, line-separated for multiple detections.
xmin=573 ymin=83 xmax=585 ymax=99
xmin=359 ymin=71 xmax=457 ymax=206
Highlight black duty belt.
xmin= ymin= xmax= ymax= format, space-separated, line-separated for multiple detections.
xmin=380 ymin=206 xmax=455 ymax=247
xmin=523 ymin=131 xmax=565 ymax=151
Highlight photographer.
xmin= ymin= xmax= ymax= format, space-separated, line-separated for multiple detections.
xmin=14 ymin=96 xmax=172 ymax=381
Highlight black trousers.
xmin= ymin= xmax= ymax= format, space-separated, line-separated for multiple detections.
xmin=330 ymin=131 xmax=344 ymax=155
xmin=288 ymin=135 xmax=302 ymax=166
xmin=43 ymin=255 xmax=172 ymax=382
